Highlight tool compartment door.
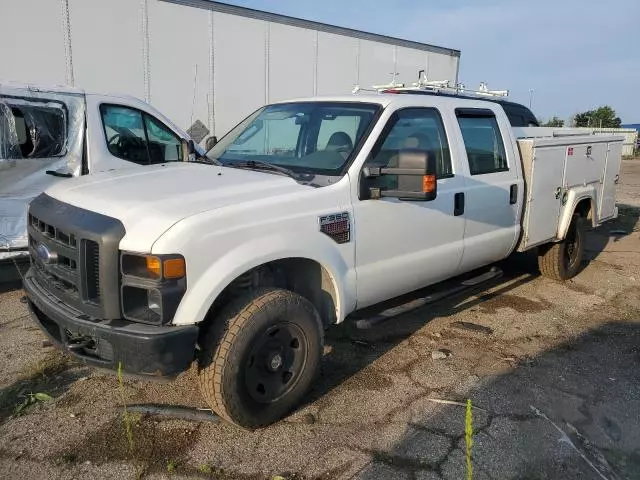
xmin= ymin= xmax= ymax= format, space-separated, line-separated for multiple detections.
xmin=521 ymin=143 xmax=565 ymax=248
xmin=599 ymin=140 xmax=623 ymax=220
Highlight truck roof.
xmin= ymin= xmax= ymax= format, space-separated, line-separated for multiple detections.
xmin=0 ymin=81 xmax=146 ymax=105
xmin=0 ymin=81 xmax=192 ymax=144
xmin=273 ymin=94 xmax=538 ymax=127
xmin=272 ymin=93 xmax=511 ymax=110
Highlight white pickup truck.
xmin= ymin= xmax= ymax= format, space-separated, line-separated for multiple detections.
xmin=0 ymin=83 xmax=202 ymax=262
xmin=23 ymin=93 xmax=623 ymax=429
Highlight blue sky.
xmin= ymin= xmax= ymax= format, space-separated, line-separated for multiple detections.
xmin=224 ymin=0 xmax=639 ymax=123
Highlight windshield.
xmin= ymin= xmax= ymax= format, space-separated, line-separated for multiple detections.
xmin=207 ymin=102 xmax=380 ymax=175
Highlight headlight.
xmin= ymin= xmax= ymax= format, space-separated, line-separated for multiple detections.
xmin=120 ymin=252 xmax=186 ymax=325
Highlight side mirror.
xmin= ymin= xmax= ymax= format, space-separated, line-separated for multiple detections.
xmin=182 ymin=139 xmax=197 ymax=162
xmin=205 ymin=136 xmax=218 ymax=150
xmin=187 ymin=139 xmax=196 ymax=155
xmin=362 ymin=148 xmax=437 ymax=201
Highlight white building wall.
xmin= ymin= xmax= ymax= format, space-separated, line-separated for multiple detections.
xmin=0 ymin=0 xmax=460 ymax=140
xmin=68 ymin=0 xmax=146 ymax=99
xmin=0 ymin=0 xmax=67 ymax=85
xmin=147 ymin=0 xmax=210 ymax=134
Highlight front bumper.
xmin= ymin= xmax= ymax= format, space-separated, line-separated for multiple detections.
xmin=24 ymin=268 xmax=198 ymax=377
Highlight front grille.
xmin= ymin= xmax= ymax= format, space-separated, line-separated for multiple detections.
xmin=29 ymin=214 xmax=77 ymax=248
xmin=29 ymin=214 xmax=81 ymax=299
xmin=29 ymin=214 xmax=101 ymax=306
xmin=84 ymin=240 xmax=100 ymax=303
xmin=28 ymin=194 xmax=126 ymax=320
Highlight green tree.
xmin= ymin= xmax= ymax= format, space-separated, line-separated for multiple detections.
xmin=543 ymin=116 xmax=565 ymax=127
xmin=573 ymin=106 xmax=621 ymax=128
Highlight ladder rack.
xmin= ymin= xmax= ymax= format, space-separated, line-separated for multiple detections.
xmin=353 ymin=70 xmax=509 ymax=98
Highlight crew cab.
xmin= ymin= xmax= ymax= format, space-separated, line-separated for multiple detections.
xmin=23 ymin=93 xmax=623 ymax=429
xmin=0 ymin=83 xmax=201 ymax=262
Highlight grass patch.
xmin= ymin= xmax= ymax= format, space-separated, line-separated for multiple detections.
xmin=20 ymin=350 xmax=72 ymax=380
xmin=0 ymin=350 xmax=78 ymax=422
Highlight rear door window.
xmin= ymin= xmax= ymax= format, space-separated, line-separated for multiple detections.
xmin=456 ymin=109 xmax=508 ymax=175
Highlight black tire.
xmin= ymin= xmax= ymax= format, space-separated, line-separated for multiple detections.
xmin=198 ymin=288 xmax=323 ymax=429
xmin=538 ymin=214 xmax=586 ymax=281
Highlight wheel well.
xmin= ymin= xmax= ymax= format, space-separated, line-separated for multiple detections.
xmin=203 ymin=258 xmax=339 ymax=330
xmin=574 ymin=198 xmax=593 ymax=221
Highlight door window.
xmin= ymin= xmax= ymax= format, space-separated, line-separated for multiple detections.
xmin=364 ymin=108 xmax=453 ymax=180
xmin=456 ymin=111 xmax=508 ymax=175
xmin=100 ymin=104 xmax=182 ymax=165
xmin=144 ymin=114 xmax=183 ymax=162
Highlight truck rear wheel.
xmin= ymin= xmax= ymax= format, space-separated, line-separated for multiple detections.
xmin=198 ymin=288 xmax=323 ymax=429
xmin=538 ymin=214 xmax=586 ymax=281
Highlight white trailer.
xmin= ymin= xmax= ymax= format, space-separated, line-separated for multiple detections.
xmin=1 ymin=0 xmax=460 ymax=141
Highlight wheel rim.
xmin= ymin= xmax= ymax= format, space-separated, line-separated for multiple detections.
xmin=244 ymin=322 xmax=308 ymax=404
xmin=564 ymin=222 xmax=581 ymax=270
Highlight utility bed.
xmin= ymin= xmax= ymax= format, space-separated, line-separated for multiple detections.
xmin=514 ymin=129 xmax=623 ymax=251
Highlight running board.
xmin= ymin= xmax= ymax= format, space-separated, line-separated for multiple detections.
xmin=354 ymin=267 xmax=503 ymax=329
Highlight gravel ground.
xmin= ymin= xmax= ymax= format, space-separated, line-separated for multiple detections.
xmin=0 ymin=159 xmax=638 ymax=480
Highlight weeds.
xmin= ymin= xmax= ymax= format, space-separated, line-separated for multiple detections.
xmin=465 ymin=398 xmax=474 ymax=480
xmin=21 ymin=350 xmax=71 ymax=380
xmin=167 ymin=459 xmax=179 ymax=473
xmin=13 ymin=392 xmax=52 ymax=416
xmin=117 ymin=362 xmax=143 ymax=479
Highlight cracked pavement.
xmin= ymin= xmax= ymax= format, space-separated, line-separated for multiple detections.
xmin=0 ymin=159 xmax=639 ymax=480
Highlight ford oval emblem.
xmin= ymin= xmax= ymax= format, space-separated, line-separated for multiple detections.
xmin=36 ymin=243 xmax=58 ymax=265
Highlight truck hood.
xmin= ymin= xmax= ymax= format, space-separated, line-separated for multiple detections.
xmin=0 ymin=158 xmax=73 ymax=257
xmin=45 ymin=163 xmax=312 ymax=252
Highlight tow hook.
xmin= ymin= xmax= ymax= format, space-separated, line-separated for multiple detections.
xmin=66 ymin=331 xmax=95 ymax=353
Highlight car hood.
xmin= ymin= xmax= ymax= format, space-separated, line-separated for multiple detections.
xmin=0 ymin=158 xmax=73 ymax=255
xmin=45 ymin=163 xmax=312 ymax=252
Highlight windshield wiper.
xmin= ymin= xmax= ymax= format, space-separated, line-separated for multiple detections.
xmin=225 ymin=160 xmax=301 ymax=180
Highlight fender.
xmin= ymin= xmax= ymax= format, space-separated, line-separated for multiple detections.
xmin=557 ymin=185 xmax=597 ymax=240
xmin=170 ymin=232 xmax=356 ymax=326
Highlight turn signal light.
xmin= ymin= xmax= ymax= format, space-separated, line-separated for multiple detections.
xmin=146 ymin=256 xmax=162 ymax=278
xmin=422 ymin=174 xmax=437 ymax=193
xmin=145 ymin=256 xmax=186 ymax=279
xmin=163 ymin=258 xmax=186 ymax=279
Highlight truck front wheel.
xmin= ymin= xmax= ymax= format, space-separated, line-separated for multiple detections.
xmin=538 ymin=214 xmax=586 ymax=281
xmin=198 ymin=288 xmax=323 ymax=429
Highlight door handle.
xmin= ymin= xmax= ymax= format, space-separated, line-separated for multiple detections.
xmin=454 ymin=192 xmax=465 ymax=216
xmin=509 ymin=184 xmax=518 ymax=204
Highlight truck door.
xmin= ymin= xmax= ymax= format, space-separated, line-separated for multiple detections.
xmin=85 ymin=95 xmax=185 ymax=173
xmin=352 ymin=107 xmax=466 ymax=309
xmin=454 ymin=108 xmax=521 ymax=272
